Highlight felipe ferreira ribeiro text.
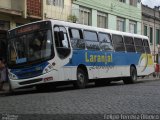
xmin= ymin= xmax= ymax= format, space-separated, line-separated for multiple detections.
xmin=104 ymin=114 xmax=159 ymax=120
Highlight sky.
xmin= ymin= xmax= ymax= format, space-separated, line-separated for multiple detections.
xmin=141 ymin=0 xmax=160 ymax=8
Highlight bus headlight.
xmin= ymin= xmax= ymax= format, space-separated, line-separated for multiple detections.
xmin=8 ymin=72 xmax=18 ymax=80
xmin=43 ymin=64 xmax=54 ymax=74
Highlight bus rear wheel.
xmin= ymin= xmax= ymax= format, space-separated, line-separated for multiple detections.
xmin=123 ymin=66 xmax=137 ymax=84
xmin=74 ymin=68 xmax=87 ymax=89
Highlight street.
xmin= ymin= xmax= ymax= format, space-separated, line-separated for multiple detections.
xmin=0 ymin=78 xmax=160 ymax=120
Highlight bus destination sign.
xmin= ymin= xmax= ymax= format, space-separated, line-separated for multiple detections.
xmin=17 ymin=24 xmax=40 ymax=34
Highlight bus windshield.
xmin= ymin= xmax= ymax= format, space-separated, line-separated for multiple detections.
xmin=8 ymin=29 xmax=53 ymax=67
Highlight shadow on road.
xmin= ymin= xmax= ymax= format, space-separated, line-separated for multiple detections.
xmin=1 ymin=78 xmax=159 ymax=97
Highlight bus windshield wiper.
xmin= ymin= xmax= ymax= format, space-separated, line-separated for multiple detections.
xmin=12 ymin=42 xmax=19 ymax=59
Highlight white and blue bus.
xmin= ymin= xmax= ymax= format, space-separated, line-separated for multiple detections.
xmin=7 ymin=20 xmax=154 ymax=90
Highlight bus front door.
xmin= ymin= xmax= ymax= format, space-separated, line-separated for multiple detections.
xmin=53 ymin=26 xmax=72 ymax=81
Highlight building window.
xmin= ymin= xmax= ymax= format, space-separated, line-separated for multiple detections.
xmin=156 ymin=29 xmax=160 ymax=45
xmin=117 ymin=17 xmax=125 ymax=32
xmin=16 ymin=23 xmax=23 ymax=27
xmin=119 ymin=0 xmax=126 ymax=3
xmin=97 ymin=12 xmax=107 ymax=28
xmin=130 ymin=0 xmax=137 ymax=7
xmin=79 ymin=7 xmax=91 ymax=25
xmin=46 ymin=0 xmax=64 ymax=8
xmin=129 ymin=20 xmax=137 ymax=34
xmin=144 ymin=25 xmax=147 ymax=36
xmin=150 ymin=27 xmax=153 ymax=44
xmin=137 ymin=0 xmax=141 ymax=3
xmin=0 ymin=20 xmax=10 ymax=30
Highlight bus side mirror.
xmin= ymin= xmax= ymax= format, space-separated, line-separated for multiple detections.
xmin=59 ymin=31 xmax=64 ymax=41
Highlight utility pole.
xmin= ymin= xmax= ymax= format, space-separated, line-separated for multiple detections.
xmin=154 ymin=7 xmax=156 ymax=62
xmin=158 ymin=6 xmax=160 ymax=65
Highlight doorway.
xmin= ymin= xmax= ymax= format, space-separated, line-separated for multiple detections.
xmin=0 ymin=30 xmax=7 ymax=60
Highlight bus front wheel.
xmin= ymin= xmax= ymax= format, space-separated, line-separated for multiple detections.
xmin=123 ymin=66 xmax=137 ymax=84
xmin=74 ymin=68 xmax=88 ymax=89
xmin=8 ymin=81 xmax=15 ymax=94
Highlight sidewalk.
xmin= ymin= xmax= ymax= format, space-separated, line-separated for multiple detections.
xmin=0 ymin=82 xmax=10 ymax=94
xmin=139 ymin=74 xmax=160 ymax=80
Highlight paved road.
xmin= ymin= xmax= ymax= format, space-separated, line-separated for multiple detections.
xmin=0 ymin=78 xmax=160 ymax=120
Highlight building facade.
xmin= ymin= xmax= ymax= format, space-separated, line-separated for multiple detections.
xmin=0 ymin=0 xmax=43 ymax=30
xmin=142 ymin=5 xmax=160 ymax=62
xmin=0 ymin=0 xmax=72 ymax=30
xmin=72 ymin=0 xmax=142 ymax=34
xmin=0 ymin=0 xmax=142 ymax=32
xmin=43 ymin=0 xmax=72 ymax=21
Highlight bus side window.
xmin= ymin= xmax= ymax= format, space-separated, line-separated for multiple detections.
xmin=134 ymin=38 xmax=145 ymax=53
xmin=54 ymin=31 xmax=63 ymax=47
xmin=60 ymin=27 xmax=70 ymax=48
xmin=69 ymin=28 xmax=85 ymax=49
xmin=124 ymin=36 xmax=135 ymax=52
xmin=84 ymin=30 xmax=100 ymax=50
xmin=143 ymin=39 xmax=151 ymax=54
xmin=54 ymin=26 xmax=71 ymax=59
xmin=112 ymin=34 xmax=125 ymax=52
xmin=54 ymin=27 xmax=61 ymax=47
xmin=98 ymin=32 xmax=113 ymax=51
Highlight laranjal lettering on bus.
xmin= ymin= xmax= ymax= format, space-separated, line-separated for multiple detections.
xmin=85 ymin=52 xmax=112 ymax=64
xmin=17 ymin=24 xmax=40 ymax=34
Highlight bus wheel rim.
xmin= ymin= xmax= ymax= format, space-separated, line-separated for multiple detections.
xmin=78 ymin=73 xmax=84 ymax=84
xmin=132 ymin=70 xmax=136 ymax=80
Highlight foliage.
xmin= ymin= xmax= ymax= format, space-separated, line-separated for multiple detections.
xmin=67 ymin=15 xmax=78 ymax=23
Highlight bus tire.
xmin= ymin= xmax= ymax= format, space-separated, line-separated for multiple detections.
xmin=74 ymin=68 xmax=87 ymax=89
xmin=8 ymin=81 xmax=15 ymax=95
xmin=123 ymin=66 xmax=137 ymax=84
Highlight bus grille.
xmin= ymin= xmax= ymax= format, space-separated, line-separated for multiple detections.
xmin=17 ymin=70 xmax=42 ymax=79
xmin=19 ymin=78 xmax=42 ymax=85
